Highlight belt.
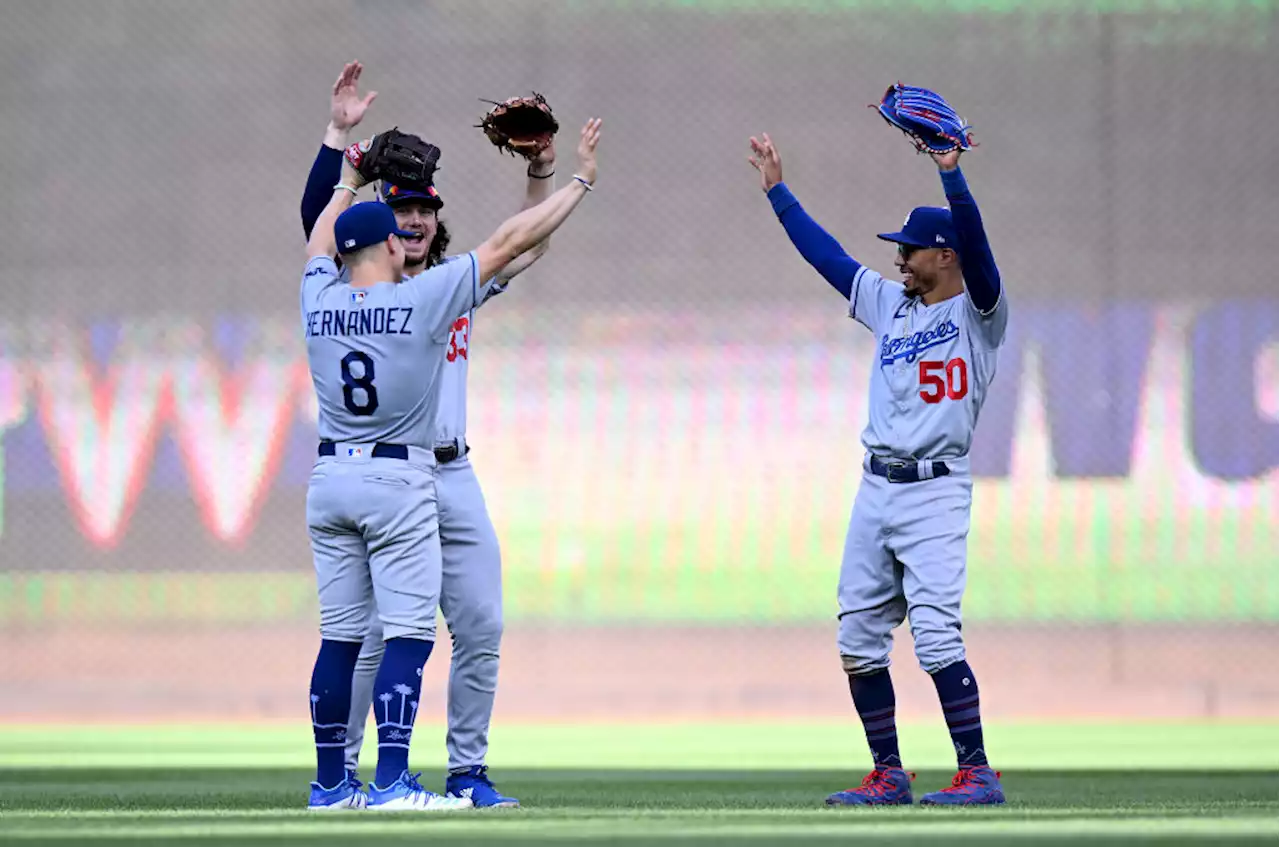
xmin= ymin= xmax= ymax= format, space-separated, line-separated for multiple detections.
xmin=433 ymin=442 xmax=470 ymax=464
xmin=317 ymin=442 xmax=409 ymax=460
xmin=868 ymin=456 xmax=951 ymax=484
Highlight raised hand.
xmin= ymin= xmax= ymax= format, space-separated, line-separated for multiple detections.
xmin=575 ymin=118 xmax=603 ymax=185
xmin=330 ymin=61 xmax=378 ymax=132
xmin=529 ymin=138 xmax=556 ymax=174
xmin=747 ymin=133 xmax=783 ymax=192
xmin=930 ymin=148 xmax=962 ymax=172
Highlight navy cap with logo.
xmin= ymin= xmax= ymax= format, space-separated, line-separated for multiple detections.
xmin=334 ymin=202 xmax=416 ymax=255
xmin=877 ymin=206 xmax=958 ymax=250
xmin=379 ymin=181 xmax=444 ymax=210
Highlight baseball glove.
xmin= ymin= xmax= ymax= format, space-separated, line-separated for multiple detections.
xmin=477 ymin=93 xmax=559 ymax=159
xmin=874 ymin=83 xmax=975 ymax=155
xmin=344 ymin=128 xmax=441 ymax=191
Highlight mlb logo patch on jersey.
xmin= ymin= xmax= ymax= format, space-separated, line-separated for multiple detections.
xmin=350 ymin=291 xmax=366 ymax=306
xmin=346 ymin=446 xmax=363 ymax=457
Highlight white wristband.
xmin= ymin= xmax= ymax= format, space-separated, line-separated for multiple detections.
xmin=334 ymin=183 xmax=359 ymax=195
xmin=572 ymin=174 xmax=594 ymax=192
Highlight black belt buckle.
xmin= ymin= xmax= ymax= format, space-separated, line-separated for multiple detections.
xmin=883 ymin=461 xmax=912 ymax=484
xmin=434 ymin=443 xmax=468 ymax=464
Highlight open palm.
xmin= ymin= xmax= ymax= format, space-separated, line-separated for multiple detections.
xmin=331 ymin=61 xmax=377 ymax=131
xmin=747 ymin=133 xmax=783 ymax=192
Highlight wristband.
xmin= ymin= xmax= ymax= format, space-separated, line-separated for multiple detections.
xmin=572 ymin=174 xmax=594 ymax=192
xmin=334 ymin=183 xmax=359 ymax=196
xmin=527 ymin=168 xmax=555 ymax=180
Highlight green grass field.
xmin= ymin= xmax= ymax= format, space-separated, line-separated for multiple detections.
xmin=0 ymin=722 xmax=1275 ymax=845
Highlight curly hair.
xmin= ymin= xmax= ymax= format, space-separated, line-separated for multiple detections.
xmin=425 ymin=219 xmax=451 ymax=269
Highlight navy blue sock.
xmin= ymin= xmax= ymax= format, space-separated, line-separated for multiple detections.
xmin=372 ymin=637 xmax=435 ymax=788
xmin=931 ymin=660 xmax=989 ymax=768
xmin=848 ymin=669 xmax=902 ymax=769
xmin=310 ymin=639 xmax=363 ymax=787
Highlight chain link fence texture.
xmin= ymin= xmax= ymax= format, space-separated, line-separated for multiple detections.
xmin=0 ymin=0 xmax=1275 ymax=722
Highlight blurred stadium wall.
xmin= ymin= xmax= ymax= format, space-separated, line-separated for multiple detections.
xmin=0 ymin=0 xmax=1275 ymax=722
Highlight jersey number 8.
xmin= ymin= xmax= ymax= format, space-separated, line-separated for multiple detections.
xmin=918 ymin=358 xmax=968 ymax=403
xmin=341 ymin=351 xmax=379 ymax=415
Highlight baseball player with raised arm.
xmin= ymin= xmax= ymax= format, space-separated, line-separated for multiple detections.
xmin=300 ymin=62 xmax=557 ymax=807
xmin=747 ymin=114 xmax=1009 ymax=806
xmin=303 ymin=115 xmax=602 ymax=812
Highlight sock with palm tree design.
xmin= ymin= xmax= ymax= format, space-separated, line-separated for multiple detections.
xmin=372 ymin=637 xmax=435 ymax=787
xmin=310 ymin=639 xmax=363 ymax=787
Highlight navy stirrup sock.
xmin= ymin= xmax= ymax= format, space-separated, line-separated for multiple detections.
xmin=848 ymin=669 xmax=902 ymax=769
xmin=372 ymin=637 xmax=435 ymax=788
xmin=931 ymin=660 xmax=989 ymax=768
xmin=310 ymin=639 xmax=363 ymax=787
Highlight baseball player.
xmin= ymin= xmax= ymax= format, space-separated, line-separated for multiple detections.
xmin=301 ymin=62 xmax=556 ymax=808
xmin=747 ymin=128 xmax=1008 ymax=805
xmin=303 ymin=116 xmax=602 ymax=812
xmin=301 ymin=63 xmax=552 ymax=807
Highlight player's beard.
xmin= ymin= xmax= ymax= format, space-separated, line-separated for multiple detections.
xmin=399 ymin=246 xmax=432 ymax=278
xmin=401 ymin=237 xmax=429 ymax=267
xmin=902 ymin=273 xmax=922 ymax=299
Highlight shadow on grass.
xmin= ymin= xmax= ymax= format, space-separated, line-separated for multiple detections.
xmin=0 ymin=767 xmax=1275 ymax=811
xmin=0 ymin=768 xmax=1275 ymax=845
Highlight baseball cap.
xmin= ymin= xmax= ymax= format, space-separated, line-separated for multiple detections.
xmin=877 ymin=206 xmax=958 ymax=250
xmin=334 ymin=202 xmax=416 ymax=255
xmin=379 ymin=181 xmax=444 ymax=210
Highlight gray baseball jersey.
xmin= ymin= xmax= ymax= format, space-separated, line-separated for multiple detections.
xmin=432 ymin=279 xmax=507 ymax=448
xmin=301 ymin=252 xmax=482 ymax=449
xmin=837 ymin=269 xmax=1009 ymax=676
xmin=327 ymin=266 xmax=507 ymax=449
xmin=848 ymin=266 xmax=1008 ymax=460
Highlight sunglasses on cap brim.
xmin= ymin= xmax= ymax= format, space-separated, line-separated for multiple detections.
xmin=897 ymin=242 xmax=946 ymax=260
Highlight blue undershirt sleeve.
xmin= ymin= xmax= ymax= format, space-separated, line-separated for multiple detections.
xmin=301 ymin=145 xmax=345 ymax=241
xmin=940 ymin=167 xmax=1002 ymax=314
xmin=766 ymin=182 xmax=861 ymax=301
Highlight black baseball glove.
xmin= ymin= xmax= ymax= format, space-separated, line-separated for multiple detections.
xmin=344 ymin=128 xmax=441 ymax=191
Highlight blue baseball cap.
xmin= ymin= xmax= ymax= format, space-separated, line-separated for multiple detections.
xmin=334 ymin=202 xmax=416 ymax=255
xmin=877 ymin=206 xmax=958 ymax=250
xmin=379 ymin=181 xmax=444 ymax=210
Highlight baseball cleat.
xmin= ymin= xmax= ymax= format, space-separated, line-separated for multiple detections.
xmin=919 ymin=766 xmax=1006 ymax=806
xmin=446 ymin=765 xmax=520 ymax=808
xmin=367 ymin=770 xmax=474 ymax=812
xmin=825 ymin=767 xmax=915 ymax=806
xmin=306 ymin=771 xmax=368 ymax=811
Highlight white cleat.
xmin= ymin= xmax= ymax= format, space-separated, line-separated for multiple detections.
xmin=367 ymin=770 xmax=474 ymax=812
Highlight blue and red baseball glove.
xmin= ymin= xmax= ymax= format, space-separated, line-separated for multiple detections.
xmin=875 ymin=84 xmax=976 ymax=155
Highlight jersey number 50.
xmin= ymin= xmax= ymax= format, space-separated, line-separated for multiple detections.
xmin=918 ymin=358 xmax=968 ymax=403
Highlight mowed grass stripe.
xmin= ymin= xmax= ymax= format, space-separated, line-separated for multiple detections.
xmin=2 ymin=805 xmax=1277 ymax=820
xmin=0 ymin=814 xmax=1276 ymax=841
xmin=0 ymin=722 xmax=1275 ymax=770
xmin=1 ymin=769 xmax=1275 ymax=810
